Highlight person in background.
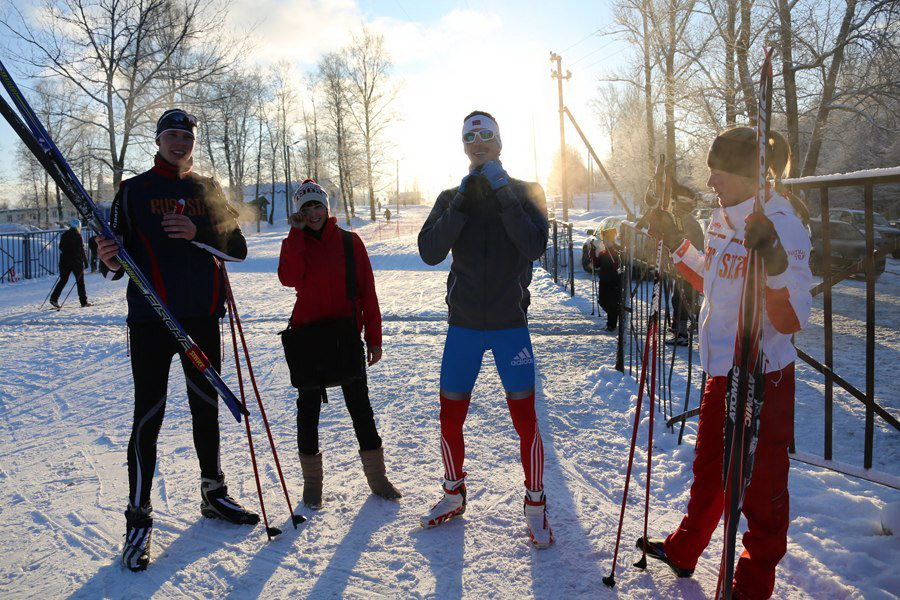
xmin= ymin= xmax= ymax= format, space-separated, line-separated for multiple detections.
xmin=417 ymin=110 xmax=552 ymax=548
xmin=590 ymin=226 xmax=622 ymax=332
xmin=278 ymin=178 xmax=401 ymax=510
xmin=642 ymin=127 xmax=813 ymax=599
xmin=95 ymin=108 xmax=258 ymax=573
xmin=49 ymin=218 xmax=90 ymax=308
xmin=88 ymin=234 xmax=99 ymax=272
xmin=667 ymin=196 xmax=704 ymax=346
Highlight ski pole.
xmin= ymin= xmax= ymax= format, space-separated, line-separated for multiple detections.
xmin=634 ymin=315 xmax=658 ymax=569
xmin=221 ymin=262 xmax=304 ymax=528
xmin=603 ymin=319 xmax=655 ymax=588
xmin=40 ymin=275 xmax=59 ymax=309
xmin=225 ymin=299 xmax=279 ymax=540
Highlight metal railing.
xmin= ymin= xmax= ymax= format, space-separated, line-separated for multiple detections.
xmin=0 ymin=229 xmax=64 ymax=282
xmin=0 ymin=228 xmax=96 ymax=283
xmin=541 ymin=219 xmax=574 ymax=296
xmin=782 ymin=169 xmax=900 ymax=474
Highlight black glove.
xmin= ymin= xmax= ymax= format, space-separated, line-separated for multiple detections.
xmin=744 ymin=212 xmax=788 ymax=276
xmin=645 ymin=208 xmax=684 ymax=250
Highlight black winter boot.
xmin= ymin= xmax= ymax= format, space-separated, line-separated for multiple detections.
xmin=122 ymin=503 xmax=153 ymax=572
xmin=200 ymin=477 xmax=260 ymax=525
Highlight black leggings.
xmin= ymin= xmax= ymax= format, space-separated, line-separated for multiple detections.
xmin=127 ymin=318 xmax=222 ymax=508
xmin=598 ymin=277 xmax=621 ymax=328
xmin=51 ymin=263 xmax=86 ymax=305
xmin=296 ymin=376 xmax=382 ymax=456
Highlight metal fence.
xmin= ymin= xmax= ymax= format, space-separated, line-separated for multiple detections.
xmin=611 ymin=173 xmax=900 ymax=486
xmin=781 ymin=170 xmax=900 ymax=475
xmin=0 ymin=228 xmax=95 ymax=283
xmin=541 ymin=219 xmax=574 ymax=296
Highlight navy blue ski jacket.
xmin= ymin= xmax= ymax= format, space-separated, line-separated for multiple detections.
xmin=101 ymin=155 xmax=247 ymax=324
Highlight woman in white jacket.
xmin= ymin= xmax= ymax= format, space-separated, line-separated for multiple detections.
xmin=641 ymin=127 xmax=812 ymax=600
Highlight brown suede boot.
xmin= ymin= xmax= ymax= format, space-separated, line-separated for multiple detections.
xmin=359 ymin=447 xmax=401 ymax=500
xmin=299 ymin=452 xmax=323 ymax=509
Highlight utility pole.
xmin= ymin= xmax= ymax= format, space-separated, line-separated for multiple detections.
xmin=550 ymin=52 xmax=571 ymax=221
xmin=396 ymin=160 xmax=400 ymax=216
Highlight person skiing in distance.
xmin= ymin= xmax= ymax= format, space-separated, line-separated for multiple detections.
xmin=417 ymin=110 xmax=552 ymax=547
xmin=49 ymin=218 xmax=90 ymax=308
xmin=641 ymin=127 xmax=812 ymax=599
xmin=94 ymin=108 xmax=258 ymax=572
xmin=278 ymin=178 xmax=401 ymax=510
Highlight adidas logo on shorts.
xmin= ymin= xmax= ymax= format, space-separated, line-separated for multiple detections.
xmin=510 ymin=347 xmax=534 ymax=366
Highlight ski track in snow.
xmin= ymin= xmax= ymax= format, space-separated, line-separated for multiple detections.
xmin=0 ymin=203 xmax=898 ymax=599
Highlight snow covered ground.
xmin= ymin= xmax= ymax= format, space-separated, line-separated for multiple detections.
xmin=0 ymin=203 xmax=898 ymax=599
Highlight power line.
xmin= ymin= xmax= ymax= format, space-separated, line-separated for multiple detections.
xmin=563 ymin=29 xmax=600 ymax=54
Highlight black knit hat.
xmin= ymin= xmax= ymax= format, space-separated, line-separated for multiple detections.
xmin=155 ymin=109 xmax=198 ymax=139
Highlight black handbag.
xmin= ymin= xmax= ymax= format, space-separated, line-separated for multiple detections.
xmin=279 ymin=229 xmax=366 ymax=391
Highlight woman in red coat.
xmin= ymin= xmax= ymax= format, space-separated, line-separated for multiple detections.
xmin=278 ymin=179 xmax=400 ymax=509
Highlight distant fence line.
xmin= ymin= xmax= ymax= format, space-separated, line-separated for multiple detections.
xmin=0 ymin=228 xmax=95 ymax=283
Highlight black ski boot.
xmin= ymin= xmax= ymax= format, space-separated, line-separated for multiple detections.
xmin=122 ymin=503 xmax=153 ymax=572
xmin=636 ymin=536 xmax=694 ymax=578
xmin=200 ymin=477 xmax=260 ymax=525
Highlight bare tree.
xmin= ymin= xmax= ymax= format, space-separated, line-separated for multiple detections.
xmin=346 ymin=28 xmax=396 ymax=221
xmin=300 ymin=77 xmax=323 ymax=181
xmin=1 ymin=0 xmax=239 ymax=188
xmin=318 ymin=52 xmax=355 ymax=224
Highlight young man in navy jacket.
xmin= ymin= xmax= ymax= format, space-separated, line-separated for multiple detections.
xmin=96 ymin=109 xmax=257 ymax=572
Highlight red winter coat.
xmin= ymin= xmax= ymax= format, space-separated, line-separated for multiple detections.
xmin=278 ymin=217 xmax=382 ymax=348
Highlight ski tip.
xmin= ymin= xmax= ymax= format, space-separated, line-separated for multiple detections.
xmin=265 ymin=526 xmax=283 ymax=539
xmin=291 ymin=514 xmax=307 ymax=527
xmin=602 ymin=575 xmax=616 ymax=588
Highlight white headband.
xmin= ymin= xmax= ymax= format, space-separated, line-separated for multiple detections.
xmin=462 ymin=115 xmax=502 ymax=149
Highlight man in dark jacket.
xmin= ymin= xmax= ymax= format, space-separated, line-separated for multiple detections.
xmin=417 ymin=110 xmax=552 ymax=548
xmin=95 ymin=108 xmax=257 ymax=572
xmin=668 ymin=196 xmax=704 ymax=345
xmin=49 ymin=218 xmax=90 ymax=308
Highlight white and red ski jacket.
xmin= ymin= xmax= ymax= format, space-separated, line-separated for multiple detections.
xmin=671 ymin=192 xmax=813 ymax=377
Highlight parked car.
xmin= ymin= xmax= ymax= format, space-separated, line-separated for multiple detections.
xmin=828 ymin=208 xmax=900 ymax=258
xmin=808 ymin=219 xmax=885 ymax=278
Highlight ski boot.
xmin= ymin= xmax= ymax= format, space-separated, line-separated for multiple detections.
xmin=122 ymin=503 xmax=153 ymax=572
xmin=420 ymin=477 xmax=466 ymax=528
xmin=200 ymin=477 xmax=260 ymax=525
xmin=635 ymin=536 xmax=694 ymax=577
xmin=524 ymin=489 xmax=553 ymax=549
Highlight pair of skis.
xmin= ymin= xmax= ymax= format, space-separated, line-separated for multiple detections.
xmin=715 ymin=48 xmax=774 ymax=600
xmin=0 ymin=59 xmax=247 ymax=423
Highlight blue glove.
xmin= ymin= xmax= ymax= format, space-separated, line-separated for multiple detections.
xmin=479 ymin=160 xmax=510 ymax=191
xmin=458 ymin=171 xmax=479 ymax=195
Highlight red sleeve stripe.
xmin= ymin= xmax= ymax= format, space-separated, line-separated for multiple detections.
xmin=765 ymin=286 xmax=801 ymax=334
xmin=675 ymin=261 xmax=703 ymax=294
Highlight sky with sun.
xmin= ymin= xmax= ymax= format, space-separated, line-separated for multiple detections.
xmin=0 ymin=0 xmax=631 ymax=203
